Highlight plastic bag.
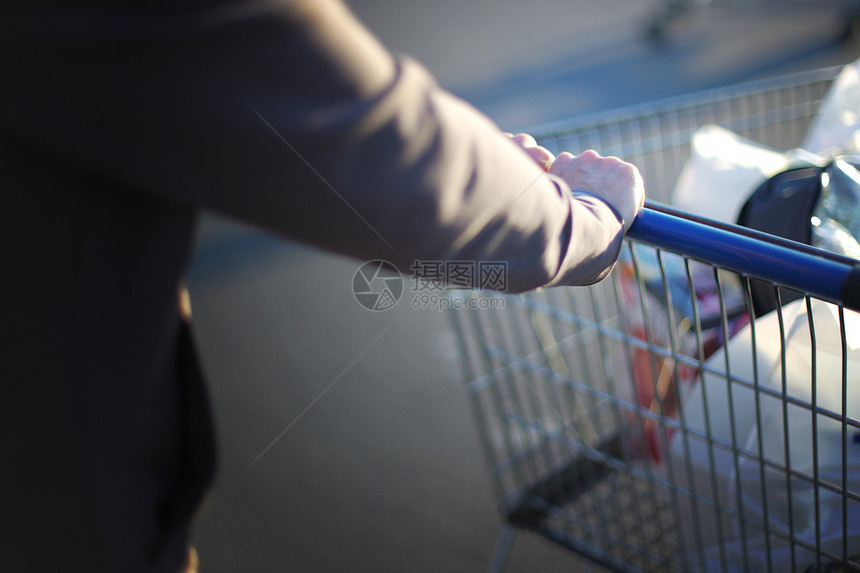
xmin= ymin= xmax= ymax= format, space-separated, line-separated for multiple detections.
xmin=670 ymin=299 xmax=860 ymax=571
xmin=812 ymin=158 xmax=860 ymax=258
xmin=618 ymin=244 xmax=749 ymax=463
xmin=803 ymin=58 xmax=860 ymax=158
xmin=671 ymin=124 xmax=822 ymax=225
xmin=664 ymin=59 xmax=860 ymax=569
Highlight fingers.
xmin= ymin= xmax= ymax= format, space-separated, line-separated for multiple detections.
xmin=549 ymin=149 xmax=645 ymax=233
xmin=549 ymin=150 xmax=610 ymax=183
xmin=508 ymin=133 xmax=537 ymax=148
xmin=506 ymin=137 xmax=646 ymax=231
xmin=505 ymin=132 xmax=555 ymax=172
xmin=549 ymin=151 xmax=576 ymax=174
xmin=524 ymin=147 xmax=555 ymax=172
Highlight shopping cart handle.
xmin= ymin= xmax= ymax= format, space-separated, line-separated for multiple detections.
xmin=627 ymin=202 xmax=860 ymax=312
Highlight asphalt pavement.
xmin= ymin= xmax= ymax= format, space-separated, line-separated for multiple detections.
xmin=187 ymin=1 xmax=860 ymax=571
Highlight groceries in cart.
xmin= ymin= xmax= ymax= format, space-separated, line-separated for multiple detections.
xmin=616 ymin=148 xmax=860 ymax=464
xmin=670 ymin=298 xmax=860 ymax=571
xmin=672 ymin=57 xmax=860 ymax=229
xmin=671 ymin=124 xmax=823 ymax=225
xmin=644 ymin=58 xmax=860 ymax=571
xmin=616 ymin=243 xmax=750 ymax=462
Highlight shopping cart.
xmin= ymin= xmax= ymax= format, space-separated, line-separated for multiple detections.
xmin=450 ymin=65 xmax=860 ymax=572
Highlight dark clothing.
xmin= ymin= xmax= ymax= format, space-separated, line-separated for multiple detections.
xmin=0 ymin=137 xmax=215 ymax=572
xmin=0 ymin=1 xmax=625 ymax=571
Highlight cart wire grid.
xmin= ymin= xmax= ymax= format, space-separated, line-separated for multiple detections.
xmin=449 ymin=65 xmax=860 ymax=573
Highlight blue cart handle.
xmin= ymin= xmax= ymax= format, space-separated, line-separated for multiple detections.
xmin=626 ymin=202 xmax=860 ymax=313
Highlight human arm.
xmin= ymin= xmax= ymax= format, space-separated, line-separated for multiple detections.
xmin=2 ymin=0 xmax=637 ymax=291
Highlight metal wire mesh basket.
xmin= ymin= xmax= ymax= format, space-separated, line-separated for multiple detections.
xmin=450 ymin=65 xmax=860 ymax=572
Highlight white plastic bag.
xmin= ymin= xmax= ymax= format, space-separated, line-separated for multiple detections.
xmin=803 ymin=58 xmax=860 ymax=158
xmin=671 ymin=125 xmax=822 ymax=224
xmin=670 ymin=299 xmax=860 ymax=571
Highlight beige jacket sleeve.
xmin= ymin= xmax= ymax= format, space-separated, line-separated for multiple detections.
xmin=3 ymin=0 xmax=624 ymax=292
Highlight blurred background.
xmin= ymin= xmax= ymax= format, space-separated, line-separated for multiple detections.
xmin=188 ymin=1 xmax=860 ymax=571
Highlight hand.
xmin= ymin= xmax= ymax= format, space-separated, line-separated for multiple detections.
xmin=505 ymin=132 xmax=555 ymax=172
xmin=549 ymin=150 xmax=645 ymax=233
